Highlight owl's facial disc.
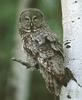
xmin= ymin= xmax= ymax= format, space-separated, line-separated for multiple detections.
xmin=20 ymin=9 xmax=44 ymax=33
xmin=25 ymin=15 xmax=42 ymax=32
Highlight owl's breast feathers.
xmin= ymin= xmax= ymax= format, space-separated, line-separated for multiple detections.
xmin=23 ymin=31 xmax=65 ymax=77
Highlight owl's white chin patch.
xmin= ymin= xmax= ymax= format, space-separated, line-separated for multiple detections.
xmin=26 ymin=29 xmax=39 ymax=32
xmin=23 ymin=29 xmax=31 ymax=33
xmin=27 ymin=30 xmax=31 ymax=32
xmin=24 ymin=27 xmax=40 ymax=33
xmin=33 ymin=28 xmax=39 ymax=32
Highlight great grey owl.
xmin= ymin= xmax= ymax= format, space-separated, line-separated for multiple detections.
xmin=13 ymin=8 xmax=81 ymax=100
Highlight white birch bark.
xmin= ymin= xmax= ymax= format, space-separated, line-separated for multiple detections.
xmin=61 ymin=0 xmax=82 ymax=100
xmin=11 ymin=0 xmax=31 ymax=100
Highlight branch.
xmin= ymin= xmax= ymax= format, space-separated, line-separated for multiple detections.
xmin=11 ymin=58 xmax=31 ymax=68
xmin=11 ymin=58 xmax=39 ymax=70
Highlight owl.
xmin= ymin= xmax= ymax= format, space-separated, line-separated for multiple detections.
xmin=13 ymin=8 xmax=81 ymax=100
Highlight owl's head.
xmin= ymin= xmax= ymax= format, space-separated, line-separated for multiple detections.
xmin=19 ymin=8 xmax=44 ymax=32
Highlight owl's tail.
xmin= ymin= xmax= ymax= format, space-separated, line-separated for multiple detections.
xmin=64 ymin=67 xmax=82 ymax=87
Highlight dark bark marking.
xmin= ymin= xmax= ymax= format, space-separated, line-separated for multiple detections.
xmin=67 ymin=95 xmax=71 ymax=99
xmin=66 ymin=45 xmax=71 ymax=49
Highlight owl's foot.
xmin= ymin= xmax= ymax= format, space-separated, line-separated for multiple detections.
xmin=11 ymin=58 xmax=31 ymax=68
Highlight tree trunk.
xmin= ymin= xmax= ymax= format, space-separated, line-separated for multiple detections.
xmin=61 ymin=0 xmax=82 ymax=100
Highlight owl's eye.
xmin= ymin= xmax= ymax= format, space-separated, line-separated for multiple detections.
xmin=33 ymin=16 xmax=37 ymax=21
xmin=24 ymin=17 xmax=29 ymax=22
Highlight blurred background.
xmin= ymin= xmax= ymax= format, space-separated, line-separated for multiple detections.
xmin=0 ymin=0 xmax=63 ymax=100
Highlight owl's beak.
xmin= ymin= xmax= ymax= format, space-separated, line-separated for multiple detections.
xmin=30 ymin=22 xmax=33 ymax=27
xmin=30 ymin=22 xmax=34 ymax=32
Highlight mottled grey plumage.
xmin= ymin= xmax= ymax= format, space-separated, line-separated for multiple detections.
xmin=16 ymin=8 xmax=81 ymax=99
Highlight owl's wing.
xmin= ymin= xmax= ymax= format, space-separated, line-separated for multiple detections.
xmin=44 ymin=32 xmax=65 ymax=81
xmin=46 ymin=32 xmax=63 ymax=57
